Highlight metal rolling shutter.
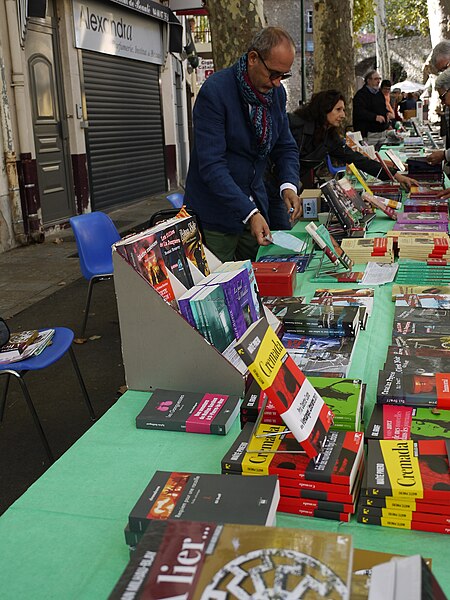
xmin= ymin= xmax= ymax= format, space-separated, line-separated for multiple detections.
xmin=82 ymin=51 xmax=166 ymax=209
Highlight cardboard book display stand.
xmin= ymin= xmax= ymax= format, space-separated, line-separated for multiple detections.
xmin=113 ymin=249 xmax=245 ymax=396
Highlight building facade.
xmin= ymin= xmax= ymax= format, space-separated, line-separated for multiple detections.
xmin=0 ymin=0 xmax=190 ymax=253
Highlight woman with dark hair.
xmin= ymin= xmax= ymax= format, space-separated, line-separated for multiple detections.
xmin=288 ymin=89 xmax=416 ymax=189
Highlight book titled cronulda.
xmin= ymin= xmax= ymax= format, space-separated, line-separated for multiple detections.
xmin=235 ymin=318 xmax=334 ymax=458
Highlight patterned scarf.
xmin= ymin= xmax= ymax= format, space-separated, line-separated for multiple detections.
xmin=236 ymin=53 xmax=273 ymax=158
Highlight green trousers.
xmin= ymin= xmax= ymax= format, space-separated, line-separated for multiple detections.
xmin=203 ymin=227 xmax=259 ymax=263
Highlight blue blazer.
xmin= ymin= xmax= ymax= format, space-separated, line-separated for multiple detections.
xmin=185 ymin=62 xmax=299 ymax=233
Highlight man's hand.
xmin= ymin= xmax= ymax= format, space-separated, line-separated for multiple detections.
xmin=375 ymin=115 xmax=386 ymax=123
xmin=437 ymin=188 xmax=450 ymax=200
xmin=426 ymin=150 xmax=445 ymax=166
xmin=393 ymin=173 xmax=420 ymax=190
xmin=249 ymin=212 xmax=272 ymax=246
xmin=282 ymin=189 xmax=303 ymax=222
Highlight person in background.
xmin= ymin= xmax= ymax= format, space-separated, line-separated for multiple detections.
xmin=430 ymin=41 xmax=450 ymax=72
xmin=352 ymin=70 xmax=389 ymax=145
xmin=380 ymin=79 xmax=396 ymax=126
xmin=285 ymin=89 xmax=417 ymax=189
xmin=391 ymin=88 xmax=404 ymax=122
xmin=399 ymin=92 xmax=417 ymax=116
xmin=185 ymin=27 xmax=302 ymax=262
xmin=427 ymin=67 xmax=450 ymax=199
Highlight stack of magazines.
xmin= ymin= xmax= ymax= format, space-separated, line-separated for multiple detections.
xmin=0 ymin=329 xmax=55 ymax=364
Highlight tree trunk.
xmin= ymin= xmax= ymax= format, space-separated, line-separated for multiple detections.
xmin=313 ymin=0 xmax=355 ymax=123
xmin=374 ymin=0 xmax=390 ymax=79
xmin=427 ymin=0 xmax=450 ymax=45
xmin=206 ymin=0 xmax=266 ymax=71
xmin=425 ymin=0 xmax=450 ymax=123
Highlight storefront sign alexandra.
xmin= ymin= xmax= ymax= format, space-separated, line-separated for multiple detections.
xmin=73 ymin=0 xmax=164 ymax=65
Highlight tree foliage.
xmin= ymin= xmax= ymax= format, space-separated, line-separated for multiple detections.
xmin=354 ymin=0 xmax=429 ymax=36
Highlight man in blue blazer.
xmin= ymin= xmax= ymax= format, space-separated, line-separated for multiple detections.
xmin=185 ymin=27 xmax=302 ymax=262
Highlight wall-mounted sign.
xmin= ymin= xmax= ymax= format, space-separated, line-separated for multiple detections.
xmin=109 ymin=0 xmax=170 ymax=23
xmin=73 ymin=0 xmax=164 ymax=65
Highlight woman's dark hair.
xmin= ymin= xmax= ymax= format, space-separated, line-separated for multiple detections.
xmin=294 ymin=89 xmax=346 ymax=131
xmin=381 ymin=79 xmax=391 ymax=89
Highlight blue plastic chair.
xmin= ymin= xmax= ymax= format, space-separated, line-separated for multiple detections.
xmin=166 ymin=192 xmax=185 ymax=209
xmin=326 ymin=154 xmax=346 ymax=178
xmin=69 ymin=212 xmax=121 ymax=336
xmin=0 ymin=327 xmax=96 ymax=463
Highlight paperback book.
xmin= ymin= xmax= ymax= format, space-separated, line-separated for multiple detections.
xmin=135 ymin=388 xmax=241 ymax=435
xmin=366 ymin=404 xmax=450 ymax=441
xmin=305 ymin=222 xmax=354 ymax=269
xmin=384 ymin=351 xmax=450 ymax=374
xmin=222 ymin=422 xmax=364 ymax=489
xmin=189 ymin=284 xmax=235 ymax=352
xmin=109 ymin=520 xmax=354 ymax=600
xmin=128 ymin=471 xmax=280 ymax=533
xmin=376 ymin=370 xmax=450 ymax=408
xmin=389 ymin=336 xmax=450 ymax=356
xmin=270 ymin=303 xmax=360 ymax=338
xmin=364 ymin=439 xmax=450 ymax=502
xmin=235 ymin=318 xmax=334 ymax=457
xmin=396 ymin=212 xmax=448 ymax=224
xmin=310 ymin=288 xmax=374 ymax=317
xmin=393 ymin=306 xmax=450 ymax=336
xmin=394 ymin=292 xmax=450 ymax=309
xmin=0 ymin=329 xmax=55 ymax=364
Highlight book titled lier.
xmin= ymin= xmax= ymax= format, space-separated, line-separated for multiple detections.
xmin=235 ymin=318 xmax=334 ymax=458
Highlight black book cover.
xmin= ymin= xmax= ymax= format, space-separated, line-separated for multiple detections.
xmin=271 ymin=304 xmax=359 ymax=334
xmin=384 ymin=352 xmax=450 ymax=375
xmin=156 ymin=224 xmax=194 ymax=289
xmin=389 ymin=336 xmax=450 ymax=356
xmin=136 ymin=388 xmax=240 ymax=435
xmin=377 ymin=370 xmax=450 ymax=408
xmin=393 ymin=306 xmax=450 ymax=336
xmin=128 ymin=471 xmax=279 ymax=533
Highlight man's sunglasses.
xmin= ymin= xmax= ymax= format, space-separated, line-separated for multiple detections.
xmin=439 ymin=89 xmax=450 ymax=102
xmin=253 ymin=50 xmax=292 ymax=81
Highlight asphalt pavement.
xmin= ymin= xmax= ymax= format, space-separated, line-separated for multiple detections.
xmin=0 ymin=192 xmax=171 ymax=514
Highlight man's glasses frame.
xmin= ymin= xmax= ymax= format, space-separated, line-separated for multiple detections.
xmin=253 ymin=49 xmax=292 ymax=81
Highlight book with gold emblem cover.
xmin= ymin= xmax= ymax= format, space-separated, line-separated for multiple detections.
xmin=108 ymin=520 xmax=353 ymax=600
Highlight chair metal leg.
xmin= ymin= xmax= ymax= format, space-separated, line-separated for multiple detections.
xmin=68 ymin=346 xmax=96 ymax=421
xmin=81 ymin=278 xmax=95 ymax=337
xmin=14 ymin=372 xmax=54 ymax=463
xmin=0 ymin=372 xmax=11 ymax=422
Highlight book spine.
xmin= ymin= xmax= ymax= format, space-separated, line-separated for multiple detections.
xmin=277 ymin=502 xmax=351 ymax=521
xmin=357 ymin=513 xmax=450 ymax=534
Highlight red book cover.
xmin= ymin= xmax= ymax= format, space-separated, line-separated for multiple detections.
xmin=277 ymin=501 xmax=351 ymax=522
xmin=221 ymin=422 xmax=364 ymax=488
xmin=235 ymin=318 xmax=334 ymax=458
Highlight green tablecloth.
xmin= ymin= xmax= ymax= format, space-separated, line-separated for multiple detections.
xmin=1 ymin=218 xmax=449 ymax=599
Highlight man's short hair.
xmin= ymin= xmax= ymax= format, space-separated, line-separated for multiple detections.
xmin=435 ymin=67 xmax=450 ymax=91
xmin=392 ymin=88 xmax=401 ymax=93
xmin=248 ymin=27 xmax=295 ymax=59
xmin=364 ymin=70 xmax=377 ymax=84
xmin=431 ymin=40 xmax=450 ymax=68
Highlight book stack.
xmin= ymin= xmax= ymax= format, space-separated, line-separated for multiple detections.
xmin=396 ymin=212 xmax=448 ymax=225
xmin=360 ymin=191 xmax=400 ymax=220
xmin=366 ymin=403 xmax=450 ymax=441
xmin=241 ymin=376 xmax=365 ymax=432
xmin=269 ymin=301 xmax=361 ymax=339
xmin=340 ymin=237 xmax=394 ymax=263
xmin=397 ymin=237 xmax=450 ymax=263
xmin=395 ymin=260 xmax=450 ymax=284
xmin=0 ymin=329 xmax=55 ymax=364
xmin=222 ymin=423 xmax=365 ymax=522
xmin=404 ymin=198 xmax=448 ymax=213
xmin=280 ymin=332 xmax=357 ymax=377
xmin=367 ymin=183 xmax=402 ymax=202
xmin=310 ymin=287 xmax=374 ymax=315
xmin=406 ymin=157 xmax=443 ymax=185
xmin=392 ymin=285 xmax=450 ymax=309
xmin=111 ymin=520 xmax=355 ymax=600
xmin=358 ymin=439 xmax=450 ymax=535
xmin=178 ymin=263 xmax=259 ymax=353
xmin=124 ymin=470 xmax=281 ymax=551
